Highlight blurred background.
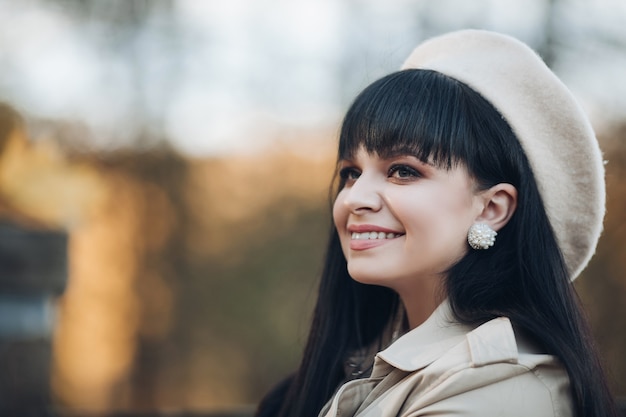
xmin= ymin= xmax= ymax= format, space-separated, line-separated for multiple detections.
xmin=0 ymin=0 xmax=625 ymax=415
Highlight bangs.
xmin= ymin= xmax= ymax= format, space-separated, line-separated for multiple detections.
xmin=338 ymin=69 xmax=475 ymax=169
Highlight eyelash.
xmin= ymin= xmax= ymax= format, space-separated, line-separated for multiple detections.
xmin=388 ymin=164 xmax=420 ymax=180
xmin=338 ymin=164 xmax=421 ymax=184
xmin=339 ymin=167 xmax=360 ymax=182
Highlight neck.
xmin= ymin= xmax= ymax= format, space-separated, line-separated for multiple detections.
xmin=397 ymin=275 xmax=444 ymax=329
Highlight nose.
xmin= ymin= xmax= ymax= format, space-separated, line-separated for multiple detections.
xmin=342 ymin=174 xmax=383 ymax=214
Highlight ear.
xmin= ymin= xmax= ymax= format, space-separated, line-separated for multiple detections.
xmin=475 ymin=183 xmax=518 ymax=232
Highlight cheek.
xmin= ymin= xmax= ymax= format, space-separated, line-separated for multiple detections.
xmin=332 ymin=191 xmax=347 ymax=229
xmin=427 ymin=192 xmax=479 ymax=250
xmin=392 ymin=188 xmax=475 ymax=239
xmin=332 ymin=193 xmax=351 ymax=257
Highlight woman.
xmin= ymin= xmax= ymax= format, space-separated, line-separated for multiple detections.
xmin=257 ymin=30 xmax=618 ymax=417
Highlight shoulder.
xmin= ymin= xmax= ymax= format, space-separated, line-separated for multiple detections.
xmin=413 ymin=372 xmax=572 ymax=416
xmin=402 ymin=317 xmax=573 ymax=416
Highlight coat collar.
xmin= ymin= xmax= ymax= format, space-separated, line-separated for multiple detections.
xmin=375 ymin=300 xmax=517 ymax=374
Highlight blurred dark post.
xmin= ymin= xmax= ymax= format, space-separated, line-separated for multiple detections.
xmin=0 ymin=222 xmax=67 ymax=415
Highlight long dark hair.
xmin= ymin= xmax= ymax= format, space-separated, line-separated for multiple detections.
xmin=265 ymin=69 xmax=617 ymax=417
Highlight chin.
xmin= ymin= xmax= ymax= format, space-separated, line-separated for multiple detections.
xmin=347 ymin=267 xmax=395 ymax=288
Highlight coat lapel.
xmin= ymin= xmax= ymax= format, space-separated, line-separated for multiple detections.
xmin=375 ymin=300 xmax=471 ymax=373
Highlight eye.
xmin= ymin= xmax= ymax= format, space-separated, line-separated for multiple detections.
xmin=388 ymin=164 xmax=420 ymax=181
xmin=339 ymin=167 xmax=361 ymax=184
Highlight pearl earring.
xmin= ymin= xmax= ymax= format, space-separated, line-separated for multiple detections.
xmin=467 ymin=223 xmax=497 ymax=250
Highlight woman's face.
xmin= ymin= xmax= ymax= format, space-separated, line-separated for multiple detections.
xmin=333 ymin=145 xmax=484 ymax=292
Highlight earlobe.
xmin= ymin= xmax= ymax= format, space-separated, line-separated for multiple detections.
xmin=476 ymin=183 xmax=518 ymax=231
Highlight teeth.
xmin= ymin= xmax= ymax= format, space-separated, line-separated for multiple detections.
xmin=351 ymin=232 xmax=400 ymax=240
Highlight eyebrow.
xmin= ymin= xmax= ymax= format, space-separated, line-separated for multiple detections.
xmin=337 ymin=153 xmax=436 ymax=168
xmin=381 ymin=152 xmax=436 ymax=167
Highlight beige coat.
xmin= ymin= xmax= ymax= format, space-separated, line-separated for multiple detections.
xmin=320 ymin=301 xmax=573 ymax=417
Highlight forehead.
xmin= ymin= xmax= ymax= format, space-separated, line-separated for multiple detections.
xmin=339 ymin=146 xmax=474 ymax=181
xmin=338 ymin=142 xmax=461 ymax=172
xmin=338 ymin=145 xmax=430 ymax=165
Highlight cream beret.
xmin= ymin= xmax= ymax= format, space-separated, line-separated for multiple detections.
xmin=402 ymin=29 xmax=605 ymax=280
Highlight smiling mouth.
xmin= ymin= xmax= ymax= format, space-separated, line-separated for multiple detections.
xmin=351 ymin=232 xmax=403 ymax=240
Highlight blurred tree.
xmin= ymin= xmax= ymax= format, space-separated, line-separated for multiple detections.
xmin=50 ymin=147 xmax=187 ymax=412
xmin=37 ymin=0 xmax=181 ymax=149
xmin=167 ymin=144 xmax=334 ymax=408
xmin=49 ymin=139 xmax=335 ymax=412
xmin=576 ymin=125 xmax=626 ymax=397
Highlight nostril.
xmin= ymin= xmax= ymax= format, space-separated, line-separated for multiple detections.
xmin=344 ymin=191 xmax=383 ymax=213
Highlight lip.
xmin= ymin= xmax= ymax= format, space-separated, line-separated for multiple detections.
xmin=347 ymin=224 xmax=404 ymax=251
xmin=349 ymin=238 xmax=397 ymax=251
xmin=347 ymin=224 xmax=403 ymax=234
